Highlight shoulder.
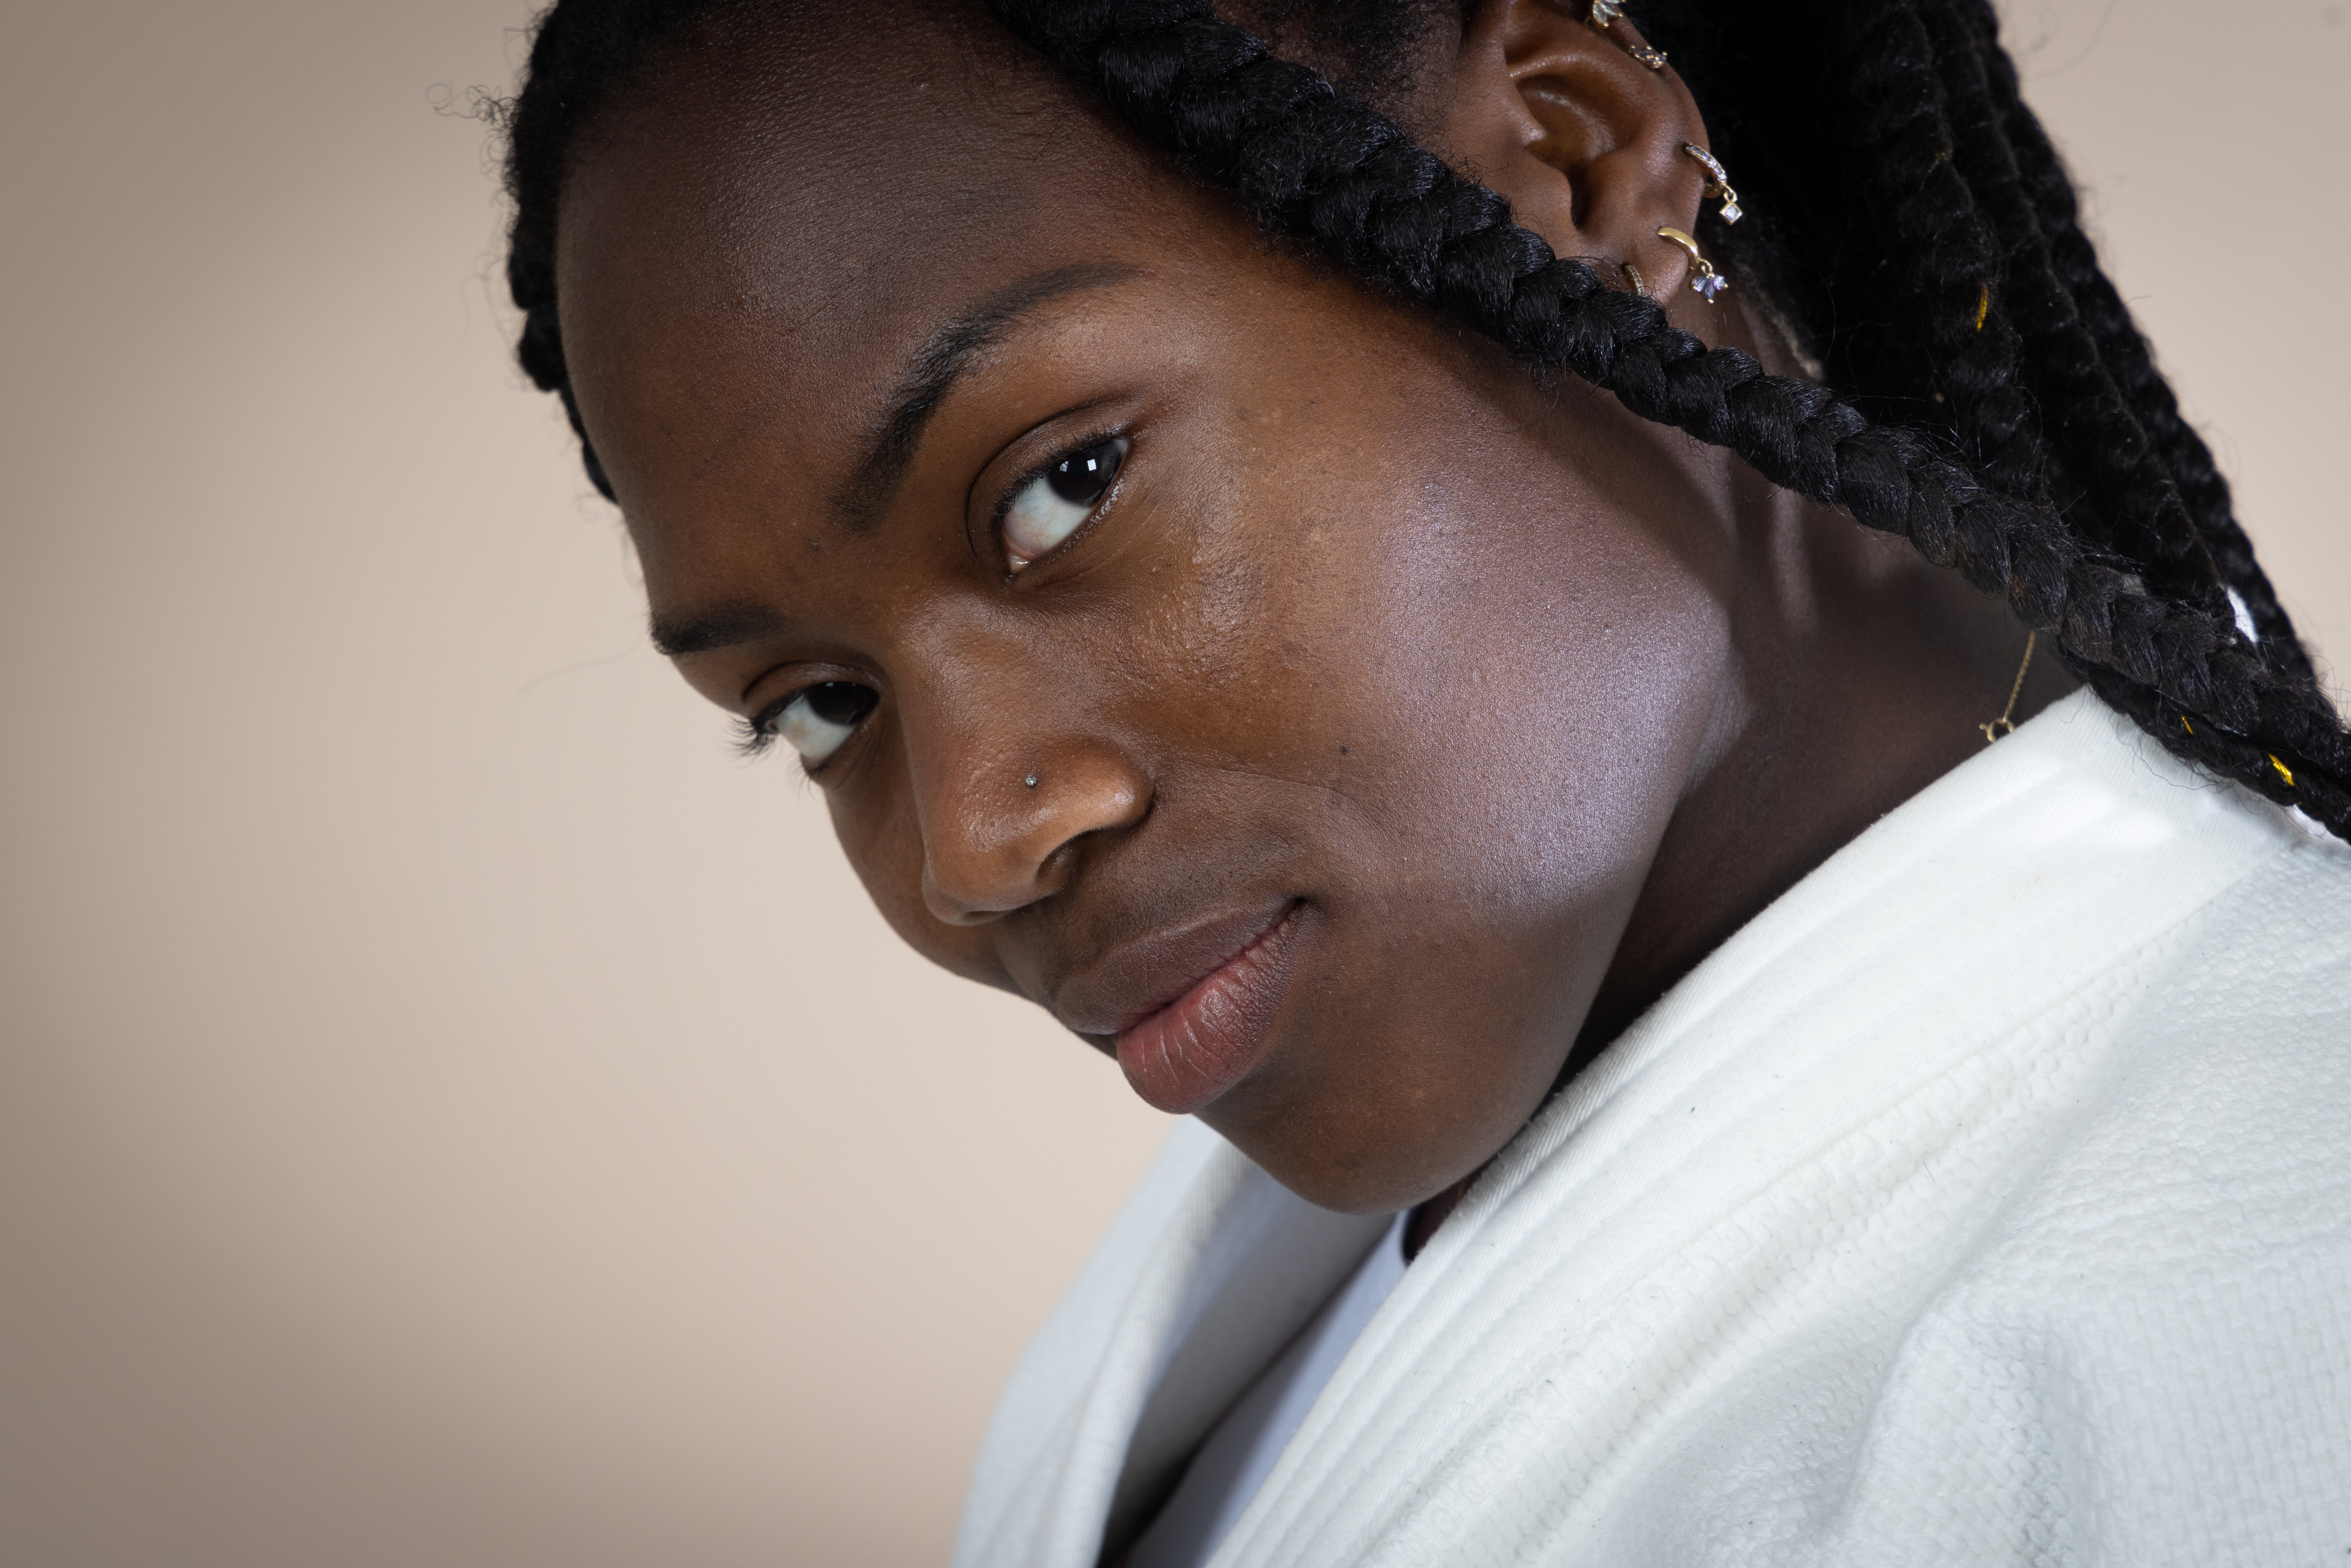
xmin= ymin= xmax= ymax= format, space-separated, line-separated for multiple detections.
xmin=1893 ymin=825 xmax=2351 ymax=1557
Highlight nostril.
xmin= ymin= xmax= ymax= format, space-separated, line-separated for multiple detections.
xmin=914 ymin=748 xmax=1151 ymax=924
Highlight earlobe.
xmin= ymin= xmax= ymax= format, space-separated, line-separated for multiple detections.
xmin=1433 ymin=0 xmax=1711 ymax=304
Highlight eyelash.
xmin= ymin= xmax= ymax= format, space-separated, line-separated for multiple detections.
xmin=734 ymin=708 xmax=783 ymax=760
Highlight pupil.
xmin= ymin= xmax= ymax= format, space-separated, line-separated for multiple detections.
xmin=1046 ymin=440 xmax=1123 ymax=505
xmin=803 ymin=682 xmax=875 ymax=726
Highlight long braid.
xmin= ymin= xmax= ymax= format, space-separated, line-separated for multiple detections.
xmin=495 ymin=0 xmax=2348 ymax=835
xmin=1960 ymin=0 xmax=2320 ymax=686
xmin=1822 ymin=4 xmax=2045 ymax=506
xmin=1922 ymin=3 xmax=2221 ymax=617
xmin=978 ymin=0 xmax=2350 ymax=833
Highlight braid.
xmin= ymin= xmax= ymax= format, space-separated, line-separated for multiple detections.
xmin=1920 ymin=2 xmax=2221 ymax=618
xmin=1960 ymin=0 xmax=2320 ymax=686
xmin=1818 ymin=5 xmax=2043 ymax=505
xmin=498 ymin=0 xmax=2347 ymax=837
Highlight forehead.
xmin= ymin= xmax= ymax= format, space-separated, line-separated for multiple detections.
xmin=551 ymin=7 xmax=1193 ymax=529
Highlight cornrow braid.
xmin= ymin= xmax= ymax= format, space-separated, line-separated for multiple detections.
xmin=504 ymin=0 xmax=744 ymax=501
xmin=497 ymin=0 xmax=2347 ymax=836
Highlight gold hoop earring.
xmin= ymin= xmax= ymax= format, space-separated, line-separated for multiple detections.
xmin=1656 ymin=226 xmax=1728 ymax=302
xmin=1681 ymin=143 xmax=1743 ymax=224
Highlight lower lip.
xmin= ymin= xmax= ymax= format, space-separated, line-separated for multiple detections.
xmin=1116 ymin=905 xmax=1306 ymax=1114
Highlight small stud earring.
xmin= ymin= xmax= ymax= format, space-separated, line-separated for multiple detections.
xmin=1023 ymin=772 xmax=1039 ymax=788
xmin=1656 ymin=226 xmax=1729 ymax=302
xmin=1588 ymin=0 xmax=1626 ymax=25
xmin=1681 ymin=143 xmax=1743 ymax=224
xmin=1624 ymin=40 xmax=1668 ymax=70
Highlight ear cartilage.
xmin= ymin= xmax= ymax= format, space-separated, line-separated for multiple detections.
xmin=1681 ymin=143 xmax=1744 ymax=224
xmin=1586 ymin=1 xmax=1664 ymax=67
xmin=1656 ymin=226 xmax=1729 ymax=302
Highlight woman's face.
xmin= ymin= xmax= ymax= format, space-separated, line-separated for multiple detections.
xmin=555 ymin=8 xmax=1739 ymax=1212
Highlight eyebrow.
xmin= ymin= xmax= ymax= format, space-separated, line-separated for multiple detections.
xmin=649 ymin=598 xmax=794 ymax=660
xmin=828 ymin=260 xmax=1139 ymax=533
xmin=649 ymin=261 xmax=1139 ymax=662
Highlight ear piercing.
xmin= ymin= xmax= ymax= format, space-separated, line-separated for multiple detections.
xmin=1620 ymin=260 xmax=1649 ymax=298
xmin=1586 ymin=1 xmax=1667 ymax=70
xmin=1655 ymin=226 xmax=1728 ymax=302
xmin=1023 ymin=772 xmax=1039 ymax=788
xmin=1681 ymin=143 xmax=1743 ymax=224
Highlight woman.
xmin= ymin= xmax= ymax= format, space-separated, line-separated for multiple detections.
xmin=500 ymin=1 xmax=2351 ymax=1561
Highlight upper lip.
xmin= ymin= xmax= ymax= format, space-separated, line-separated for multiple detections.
xmin=1052 ymin=899 xmax=1299 ymax=1037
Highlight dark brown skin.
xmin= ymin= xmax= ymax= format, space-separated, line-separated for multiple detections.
xmin=554 ymin=0 xmax=2072 ymax=1216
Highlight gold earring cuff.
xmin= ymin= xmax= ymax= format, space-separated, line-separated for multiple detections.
xmin=1656 ymin=225 xmax=1728 ymax=302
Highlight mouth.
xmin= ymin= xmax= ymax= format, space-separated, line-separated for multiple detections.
xmin=1103 ymin=902 xmax=1307 ymax=1115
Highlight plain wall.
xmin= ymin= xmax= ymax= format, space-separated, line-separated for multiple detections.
xmin=1 ymin=3 xmax=2342 ymax=1563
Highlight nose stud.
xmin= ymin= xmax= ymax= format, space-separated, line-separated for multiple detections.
xmin=1023 ymin=772 xmax=1039 ymax=789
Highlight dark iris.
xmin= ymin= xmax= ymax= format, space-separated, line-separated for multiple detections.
xmin=1046 ymin=439 xmax=1124 ymax=506
xmin=803 ymin=682 xmax=877 ymax=727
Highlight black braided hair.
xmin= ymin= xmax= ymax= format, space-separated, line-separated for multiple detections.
xmin=499 ymin=0 xmax=2349 ymax=837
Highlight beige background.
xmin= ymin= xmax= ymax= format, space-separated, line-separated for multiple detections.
xmin=2 ymin=3 xmax=2342 ymax=1563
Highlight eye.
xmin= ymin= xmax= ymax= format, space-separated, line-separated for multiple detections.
xmin=1001 ymin=436 xmax=1128 ymax=570
xmin=760 ymin=682 xmax=878 ymax=766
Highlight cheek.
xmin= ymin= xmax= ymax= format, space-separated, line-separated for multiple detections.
xmin=1362 ymin=511 xmax=1724 ymax=903
xmin=1168 ymin=398 xmax=1737 ymax=1105
xmin=1191 ymin=412 xmax=1730 ymax=867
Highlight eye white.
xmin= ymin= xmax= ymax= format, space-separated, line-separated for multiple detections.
xmin=773 ymin=690 xmax=858 ymax=764
xmin=1002 ymin=436 xmax=1128 ymax=569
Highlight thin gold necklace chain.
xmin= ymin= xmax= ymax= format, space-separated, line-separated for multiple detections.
xmin=1980 ymin=630 xmax=2037 ymax=745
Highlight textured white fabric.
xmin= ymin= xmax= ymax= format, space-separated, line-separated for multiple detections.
xmin=1129 ymin=1215 xmax=1408 ymax=1568
xmin=952 ymin=692 xmax=2351 ymax=1568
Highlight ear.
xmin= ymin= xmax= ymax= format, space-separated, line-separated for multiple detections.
xmin=1430 ymin=0 xmax=1718 ymax=317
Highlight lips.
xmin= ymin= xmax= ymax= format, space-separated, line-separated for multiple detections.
xmin=1065 ymin=902 xmax=1306 ymax=1115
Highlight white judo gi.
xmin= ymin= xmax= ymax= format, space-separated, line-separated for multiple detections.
xmin=953 ymin=691 xmax=2351 ymax=1567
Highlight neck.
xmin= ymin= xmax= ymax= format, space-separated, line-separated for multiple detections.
xmin=1567 ymin=475 xmax=2077 ymax=1083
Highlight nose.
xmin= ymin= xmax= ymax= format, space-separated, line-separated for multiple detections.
xmin=916 ymin=741 xmax=1149 ymax=925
